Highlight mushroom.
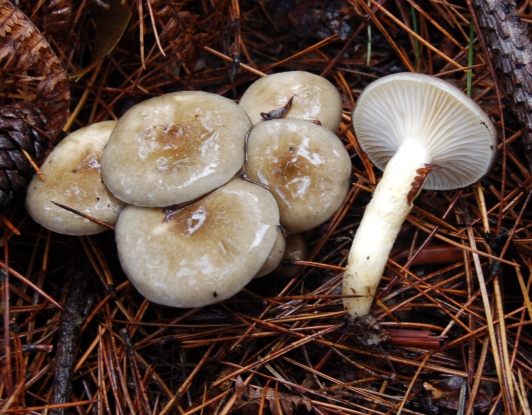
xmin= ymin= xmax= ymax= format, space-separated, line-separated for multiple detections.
xmin=115 ymin=178 xmax=280 ymax=308
xmin=238 ymin=71 xmax=343 ymax=132
xmin=245 ymin=118 xmax=352 ymax=233
xmin=26 ymin=121 xmax=125 ymax=235
xmin=254 ymin=227 xmax=286 ymax=278
xmin=343 ymin=73 xmax=497 ymax=318
xmin=273 ymin=233 xmax=308 ymax=278
xmin=101 ymin=91 xmax=251 ymax=207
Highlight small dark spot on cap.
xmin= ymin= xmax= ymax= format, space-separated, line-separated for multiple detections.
xmin=97 ymin=197 xmax=101 ymax=201
xmin=367 ymin=256 xmax=370 ymax=260
xmin=213 ymin=291 xmax=218 ymax=297
xmin=72 ymin=169 xmax=77 ymax=173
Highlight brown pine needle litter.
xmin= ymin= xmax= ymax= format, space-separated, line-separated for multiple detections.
xmin=1 ymin=1 xmax=531 ymax=414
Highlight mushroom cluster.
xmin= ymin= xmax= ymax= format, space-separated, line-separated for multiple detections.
xmin=25 ymin=71 xmax=350 ymax=308
xmin=240 ymin=71 xmax=352 ymax=234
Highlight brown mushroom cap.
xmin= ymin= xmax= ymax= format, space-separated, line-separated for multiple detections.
xmin=101 ymin=91 xmax=251 ymax=207
xmin=239 ymin=71 xmax=343 ymax=132
xmin=273 ymin=233 xmax=308 ymax=278
xmin=246 ymin=119 xmax=351 ymax=233
xmin=26 ymin=121 xmax=124 ymax=235
xmin=115 ymin=178 xmax=280 ymax=308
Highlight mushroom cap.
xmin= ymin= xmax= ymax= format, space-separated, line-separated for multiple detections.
xmin=26 ymin=121 xmax=125 ymax=235
xmin=239 ymin=71 xmax=343 ymax=132
xmin=353 ymin=72 xmax=497 ymax=190
xmin=115 ymin=178 xmax=280 ymax=308
xmin=246 ymin=119 xmax=352 ymax=233
xmin=273 ymin=233 xmax=308 ymax=278
xmin=254 ymin=227 xmax=286 ymax=278
xmin=101 ymin=91 xmax=251 ymax=207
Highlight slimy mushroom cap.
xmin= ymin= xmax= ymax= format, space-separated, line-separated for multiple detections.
xmin=239 ymin=71 xmax=343 ymax=132
xmin=101 ymin=91 xmax=251 ymax=207
xmin=26 ymin=121 xmax=124 ymax=235
xmin=246 ymin=119 xmax=351 ymax=233
xmin=115 ymin=178 xmax=280 ymax=308
xmin=254 ymin=227 xmax=286 ymax=278
xmin=273 ymin=233 xmax=308 ymax=278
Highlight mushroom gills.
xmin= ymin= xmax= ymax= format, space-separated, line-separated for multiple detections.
xmin=342 ymin=72 xmax=497 ymax=319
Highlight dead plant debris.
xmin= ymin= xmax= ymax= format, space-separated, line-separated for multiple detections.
xmin=1 ymin=1 xmax=531 ymax=414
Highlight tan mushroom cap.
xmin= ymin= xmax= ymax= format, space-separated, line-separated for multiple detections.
xmin=101 ymin=91 xmax=251 ymax=207
xmin=254 ymin=227 xmax=286 ymax=278
xmin=246 ymin=119 xmax=352 ymax=233
xmin=26 ymin=121 xmax=124 ymax=235
xmin=239 ymin=71 xmax=343 ymax=132
xmin=115 ymin=178 xmax=280 ymax=308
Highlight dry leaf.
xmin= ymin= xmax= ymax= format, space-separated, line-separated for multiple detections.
xmin=70 ymin=0 xmax=131 ymax=78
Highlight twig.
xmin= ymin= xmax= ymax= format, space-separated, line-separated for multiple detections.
xmin=49 ymin=256 xmax=95 ymax=415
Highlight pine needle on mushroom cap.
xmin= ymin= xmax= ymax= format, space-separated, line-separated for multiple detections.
xmin=115 ymin=178 xmax=280 ymax=308
xmin=239 ymin=71 xmax=343 ymax=132
xmin=26 ymin=121 xmax=124 ymax=236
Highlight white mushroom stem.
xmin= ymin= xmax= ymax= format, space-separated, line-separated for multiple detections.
xmin=342 ymin=139 xmax=432 ymax=318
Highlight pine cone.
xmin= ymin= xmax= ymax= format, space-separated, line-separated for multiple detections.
xmin=0 ymin=1 xmax=70 ymax=208
xmin=0 ymin=103 xmax=52 ymax=206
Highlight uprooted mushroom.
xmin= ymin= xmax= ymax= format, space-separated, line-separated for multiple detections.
xmin=342 ymin=73 xmax=497 ymax=319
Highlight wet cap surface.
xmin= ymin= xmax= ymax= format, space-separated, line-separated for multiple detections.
xmin=254 ymin=227 xmax=286 ymax=278
xmin=239 ymin=71 xmax=343 ymax=132
xmin=26 ymin=121 xmax=124 ymax=235
xmin=101 ymin=91 xmax=251 ymax=207
xmin=115 ymin=178 xmax=280 ymax=308
xmin=246 ymin=119 xmax=351 ymax=232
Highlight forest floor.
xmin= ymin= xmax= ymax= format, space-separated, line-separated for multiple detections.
xmin=1 ymin=1 xmax=531 ymax=414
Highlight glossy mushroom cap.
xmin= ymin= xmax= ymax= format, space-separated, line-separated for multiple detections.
xmin=254 ymin=227 xmax=286 ymax=278
xmin=246 ymin=119 xmax=352 ymax=233
xmin=26 ymin=121 xmax=125 ymax=235
xmin=273 ymin=233 xmax=308 ymax=278
xmin=101 ymin=91 xmax=251 ymax=207
xmin=239 ymin=71 xmax=343 ymax=132
xmin=115 ymin=178 xmax=280 ymax=308
xmin=354 ymin=72 xmax=497 ymax=190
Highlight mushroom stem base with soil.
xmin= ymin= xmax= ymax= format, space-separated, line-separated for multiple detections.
xmin=342 ymin=139 xmax=433 ymax=318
